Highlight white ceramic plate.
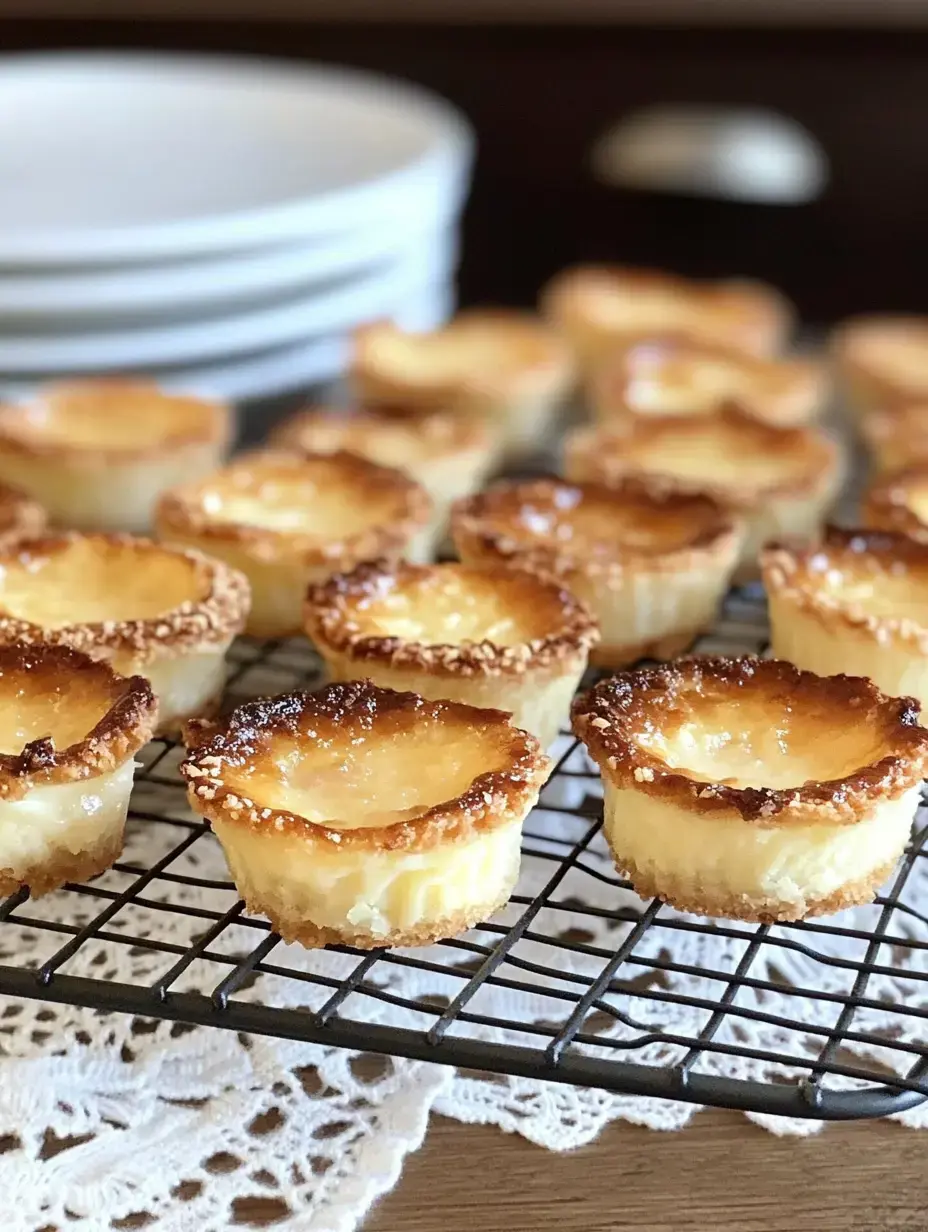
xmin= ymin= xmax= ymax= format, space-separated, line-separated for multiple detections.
xmin=0 ymin=286 xmax=455 ymax=405
xmin=0 ymin=246 xmax=456 ymax=372
xmin=0 ymin=222 xmax=458 ymax=322
xmin=0 ymin=52 xmax=472 ymax=265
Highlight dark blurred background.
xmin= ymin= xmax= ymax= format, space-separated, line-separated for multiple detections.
xmin=4 ymin=1 xmax=928 ymax=324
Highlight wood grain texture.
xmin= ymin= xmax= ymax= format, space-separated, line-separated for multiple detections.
xmin=358 ymin=1109 xmax=928 ymax=1232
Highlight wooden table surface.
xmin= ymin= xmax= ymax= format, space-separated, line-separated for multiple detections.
xmin=355 ymin=1108 xmax=926 ymax=1232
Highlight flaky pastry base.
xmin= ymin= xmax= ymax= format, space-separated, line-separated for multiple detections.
xmin=305 ymin=559 xmax=599 ymax=748
xmin=351 ymin=311 xmax=574 ymax=460
xmin=763 ymin=526 xmax=928 ymax=717
xmin=182 ymin=681 xmax=549 ymax=948
xmin=539 ymin=265 xmax=793 ymax=373
xmin=0 ymin=380 xmax=230 ymax=534
xmin=0 ymin=533 xmax=249 ymax=734
xmin=588 ymin=334 xmax=825 ymax=428
xmin=0 ymin=642 xmax=156 ymax=896
xmin=573 ymin=657 xmax=928 ymax=921
xmin=452 ymin=477 xmax=742 ymax=669
xmin=564 ymin=409 xmax=842 ymax=580
xmin=156 ymin=449 xmax=433 ymax=638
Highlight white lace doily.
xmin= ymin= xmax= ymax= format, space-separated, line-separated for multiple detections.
xmin=1 ymin=591 xmax=927 ymax=1232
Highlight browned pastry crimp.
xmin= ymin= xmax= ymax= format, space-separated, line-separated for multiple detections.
xmin=0 ymin=641 xmax=156 ymax=801
xmin=156 ymin=449 xmax=433 ymax=566
xmin=0 ymin=533 xmax=250 ymax=665
xmin=573 ymin=657 xmax=928 ymax=825
xmin=182 ymin=680 xmax=547 ymax=851
xmin=305 ymin=558 xmax=599 ymax=677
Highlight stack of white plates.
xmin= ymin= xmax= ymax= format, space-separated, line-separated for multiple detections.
xmin=0 ymin=51 xmax=473 ymax=402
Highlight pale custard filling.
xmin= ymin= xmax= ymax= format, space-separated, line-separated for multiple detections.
xmin=228 ymin=724 xmax=510 ymax=829
xmin=603 ymin=782 xmax=918 ymax=909
xmin=0 ymin=677 xmax=116 ymax=754
xmin=345 ymin=573 xmax=549 ymax=646
xmin=624 ymin=433 xmax=808 ymax=488
xmin=0 ymin=539 xmax=204 ymax=627
xmin=0 ymin=759 xmax=135 ymax=875
xmin=201 ymin=477 xmax=395 ymax=540
xmin=634 ymin=707 xmax=888 ymax=790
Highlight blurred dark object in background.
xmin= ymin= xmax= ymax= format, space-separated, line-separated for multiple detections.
xmin=2 ymin=11 xmax=927 ymax=323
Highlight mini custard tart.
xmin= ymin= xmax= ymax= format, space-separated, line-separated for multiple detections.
xmin=0 ymin=642 xmax=156 ymax=896
xmin=268 ymin=407 xmax=495 ymax=551
xmin=155 ymin=450 xmax=433 ymax=639
xmin=573 ymin=658 xmax=928 ymax=922
xmin=540 ymin=265 xmax=793 ymax=372
xmin=831 ymin=316 xmax=928 ymax=417
xmin=863 ymin=465 xmax=928 ymax=543
xmin=0 ymin=533 xmax=250 ymax=735
xmin=181 ymin=680 xmax=550 ymax=948
xmin=563 ymin=408 xmax=842 ymax=580
xmin=763 ymin=527 xmax=928 ymax=715
xmin=305 ymin=559 xmax=599 ymax=749
xmin=351 ymin=311 xmax=575 ymax=459
xmin=0 ymin=481 xmax=46 ymax=548
xmin=451 ymin=477 xmax=741 ymax=668
xmin=588 ymin=334 xmax=826 ymax=428
xmin=0 ymin=379 xmax=231 ymax=534
xmin=860 ymin=403 xmax=928 ymax=475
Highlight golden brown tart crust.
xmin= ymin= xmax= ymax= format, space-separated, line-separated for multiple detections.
xmin=0 ymin=533 xmax=250 ymax=664
xmin=762 ymin=526 xmax=928 ymax=651
xmin=157 ymin=449 xmax=432 ymax=566
xmin=352 ymin=309 xmax=574 ymax=411
xmin=831 ymin=316 xmax=928 ymax=407
xmin=268 ymin=405 xmax=491 ymax=458
xmin=572 ymin=657 xmax=928 ymax=825
xmin=0 ymin=379 xmax=230 ymax=463
xmin=540 ymin=265 xmax=793 ymax=356
xmin=305 ymin=558 xmax=599 ymax=676
xmin=0 ymin=641 xmax=156 ymax=800
xmin=451 ymin=476 xmax=741 ymax=576
xmin=588 ymin=332 xmax=823 ymax=426
xmin=182 ymin=680 xmax=549 ymax=854
xmin=564 ymin=407 xmax=839 ymax=509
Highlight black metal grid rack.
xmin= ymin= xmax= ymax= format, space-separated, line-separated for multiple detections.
xmin=0 ymin=586 xmax=926 ymax=1122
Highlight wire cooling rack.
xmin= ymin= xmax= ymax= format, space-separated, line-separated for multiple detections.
xmin=0 ymin=585 xmax=926 ymax=1122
